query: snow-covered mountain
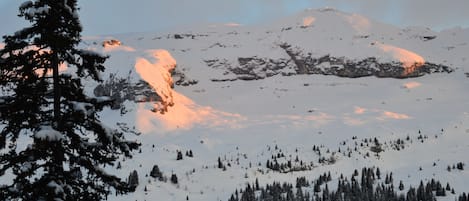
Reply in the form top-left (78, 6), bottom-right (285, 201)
top-left (6, 8), bottom-right (469, 201)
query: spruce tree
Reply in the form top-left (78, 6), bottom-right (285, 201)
top-left (128, 170), bottom-right (139, 190)
top-left (170, 173), bottom-right (178, 184)
top-left (150, 164), bottom-right (163, 180)
top-left (0, 0), bottom-right (139, 200)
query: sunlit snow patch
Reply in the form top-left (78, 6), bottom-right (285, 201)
top-left (103, 45), bottom-right (136, 53)
top-left (10, 46), bottom-right (70, 76)
top-left (135, 49), bottom-right (176, 109)
top-left (344, 107), bottom-right (412, 126)
top-left (31, 61), bottom-right (68, 77)
top-left (402, 81), bottom-right (421, 89)
top-left (134, 50), bottom-right (245, 133)
top-left (302, 16), bottom-right (315, 27)
top-left (379, 111), bottom-right (411, 120)
top-left (376, 43), bottom-right (425, 75)
top-left (354, 106), bottom-right (366, 114)
top-left (136, 92), bottom-right (245, 133)
top-left (343, 116), bottom-right (367, 126)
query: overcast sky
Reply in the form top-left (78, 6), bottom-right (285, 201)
top-left (0, 0), bottom-right (468, 36)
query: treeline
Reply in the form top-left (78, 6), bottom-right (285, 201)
top-left (228, 167), bottom-right (464, 201)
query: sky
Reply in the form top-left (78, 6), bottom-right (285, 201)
top-left (0, 0), bottom-right (468, 36)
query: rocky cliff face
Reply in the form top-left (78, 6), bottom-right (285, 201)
top-left (94, 40), bottom-right (453, 111)
top-left (93, 73), bottom-right (161, 110)
top-left (207, 43), bottom-right (452, 82)
top-left (92, 47), bottom-right (180, 113)
top-left (89, 8), bottom-right (460, 113)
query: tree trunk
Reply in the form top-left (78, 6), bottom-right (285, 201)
top-left (52, 53), bottom-right (65, 196)
top-left (53, 53), bottom-right (61, 129)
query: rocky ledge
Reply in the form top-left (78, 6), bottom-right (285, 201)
top-left (207, 43), bottom-right (453, 82)
top-left (94, 73), bottom-right (161, 111)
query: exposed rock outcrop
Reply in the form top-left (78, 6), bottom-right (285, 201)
top-left (207, 43), bottom-right (453, 82)
top-left (102, 39), bottom-right (121, 47)
top-left (94, 73), bottom-right (160, 110)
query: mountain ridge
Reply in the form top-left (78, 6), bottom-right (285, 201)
top-left (80, 8), bottom-right (467, 110)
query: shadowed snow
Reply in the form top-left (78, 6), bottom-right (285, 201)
top-left (34, 126), bottom-right (64, 141)
top-left (103, 45), bottom-right (136, 53)
top-left (345, 13), bottom-right (370, 34)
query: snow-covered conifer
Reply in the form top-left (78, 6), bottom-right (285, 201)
top-left (0, 1), bottom-right (139, 200)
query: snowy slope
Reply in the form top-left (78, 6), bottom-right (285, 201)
top-left (4, 8), bottom-right (469, 201)
top-left (84, 8), bottom-right (469, 201)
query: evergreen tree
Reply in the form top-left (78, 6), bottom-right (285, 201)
top-left (188, 150), bottom-right (194, 157)
top-left (255, 178), bottom-right (260, 190)
top-left (177, 150), bottom-right (183, 160)
top-left (218, 156), bottom-right (224, 169)
top-left (399, 180), bottom-right (404, 191)
top-left (170, 173), bottom-right (178, 184)
top-left (227, 169), bottom-right (452, 201)
top-left (0, 0), bottom-right (139, 200)
top-left (457, 162), bottom-right (464, 170)
top-left (150, 164), bottom-right (163, 180)
top-left (228, 194), bottom-right (238, 201)
top-left (128, 170), bottom-right (139, 190)
top-left (446, 183), bottom-right (451, 191)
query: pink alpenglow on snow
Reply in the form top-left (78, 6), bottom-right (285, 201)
top-left (380, 111), bottom-right (411, 120)
top-left (135, 49), bottom-right (176, 107)
top-left (376, 43), bottom-right (425, 74)
top-left (354, 106), bottom-right (367, 114)
top-left (403, 81), bottom-right (421, 89)
top-left (11, 46), bottom-right (70, 76)
top-left (33, 62), bottom-right (68, 77)
top-left (343, 116), bottom-right (367, 126)
top-left (302, 16), bottom-right (315, 27)
top-left (138, 92), bottom-right (245, 132)
top-left (135, 49), bottom-right (245, 133)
